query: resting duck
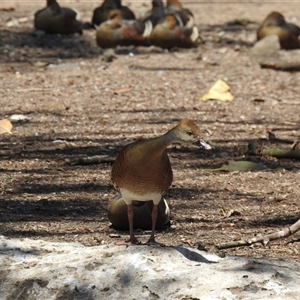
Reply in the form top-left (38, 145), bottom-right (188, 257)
top-left (140, 0), bottom-right (194, 28)
top-left (165, 0), bottom-right (195, 27)
top-left (34, 0), bottom-right (83, 34)
top-left (96, 10), bottom-right (151, 48)
top-left (108, 195), bottom-right (170, 230)
top-left (149, 13), bottom-right (200, 49)
top-left (257, 11), bottom-right (300, 50)
top-left (92, 0), bottom-right (135, 26)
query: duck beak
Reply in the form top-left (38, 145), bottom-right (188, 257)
top-left (199, 139), bottom-right (212, 150)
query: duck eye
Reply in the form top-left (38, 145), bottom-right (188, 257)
top-left (187, 131), bottom-right (193, 136)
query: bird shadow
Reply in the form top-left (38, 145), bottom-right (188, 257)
top-left (171, 245), bottom-right (218, 264)
top-left (0, 28), bottom-right (100, 63)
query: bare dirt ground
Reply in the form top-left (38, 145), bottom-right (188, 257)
top-left (1, 0), bottom-right (300, 264)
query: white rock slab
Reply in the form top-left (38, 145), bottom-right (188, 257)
top-left (0, 235), bottom-right (300, 300)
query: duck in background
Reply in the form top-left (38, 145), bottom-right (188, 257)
top-left (149, 12), bottom-right (200, 49)
top-left (165, 0), bottom-right (195, 27)
top-left (257, 11), bottom-right (300, 50)
top-left (96, 10), bottom-right (152, 48)
top-left (140, 0), bottom-right (195, 28)
top-left (139, 0), bottom-right (199, 49)
top-left (34, 0), bottom-right (83, 34)
top-left (139, 0), bottom-right (165, 28)
top-left (92, 0), bottom-right (135, 27)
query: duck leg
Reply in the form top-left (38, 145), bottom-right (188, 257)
top-left (145, 203), bottom-right (165, 246)
top-left (127, 203), bottom-right (140, 244)
top-left (116, 203), bottom-right (140, 245)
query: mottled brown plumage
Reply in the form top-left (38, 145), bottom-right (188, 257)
top-left (257, 11), bottom-right (300, 50)
top-left (96, 10), bottom-right (149, 48)
top-left (165, 0), bottom-right (195, 27)
top-left (111, 119), bottom-right (211, 245)
top-left (149, 13), bottom-right (199, 49)
top-left (34, 0), bottom-right (83, 34)
top-left (166, 0), bottom-right (183, 12)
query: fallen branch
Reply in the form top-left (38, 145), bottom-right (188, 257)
top-left (74, 155), bottom-right (114, 165)
top-left (245, 141), bottom-right (300, 160)
top-left (217, 218), bottom-right (300, 250)
top-left (260, 59), bottom-right (300, 72)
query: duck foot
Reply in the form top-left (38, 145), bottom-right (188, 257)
top-left (144, 238), bottom-right (165, 247)
top-left (116, 238), bottom-right (141, 246)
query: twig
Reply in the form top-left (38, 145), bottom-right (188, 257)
top-left (245, 141), bottom-right (300, 160)
top-left (216, 240), bottom-right (252, 249)
top-left (217, 218), bottom-right (300, 250)
top-left (260, 59), bottom-right (300, 72)
top-left (260, 149), bottom-right (300, 159)
top-left (267, 131), bottom-right (295, 144)
top-left (74, 155), bottom-right (114, 165)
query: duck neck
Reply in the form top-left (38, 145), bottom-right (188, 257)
top-left (167, 0), bottom-right (183, 10)
top-left (113, 0), bottom-right (122, 8)
top-left (108, 12), bottom-right (122, 27)
top-left (154, 129), bottom-right (179, 149)
top-left (47, 0), bottom-right (57, 6)
top-left (153, 0), bottom-right (164, 10)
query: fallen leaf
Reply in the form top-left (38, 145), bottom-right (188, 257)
top-left (0, 6), bottom-right (15, 11)
top-left (226, 209), bottom-right (242, 218)
top-left (204, 160), bottom-right (267, 172)
top-left (110, 88), bottom-right (131, 95)
top-left (200, 79), bottom-right (234, 101)
top-left (102, 48), bottom-right (117, 62)
top-left (33, 61), bottom-right (49, 68)
top-left (18, 17), bottom-right (29, 23)
top-left (0, 119), bottom-right (13, 134)
top-left (6, 18), bottom-right (19, 27)
top-left (10, 114), bottom-right (29, 123)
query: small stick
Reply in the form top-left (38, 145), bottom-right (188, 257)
top-left (74, 155), bottom-right (114, 165)
top-left (260, 59), bottom-right (300, 72)
top-left (217, 218), bottom-right (300, 250)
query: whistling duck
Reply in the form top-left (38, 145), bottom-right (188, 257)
top-left (92, 0), bottom-right (135, 26)
top-left (149, 13), bottom-right (200, 49)
top-left (96, 10), bottom-right (151, 48)
top-left (111, 119), bottom-right (211, 245)
top-left (257, 11), bottom-right (300, 50)
top-left (139, 0), bottom-right (165, 27)
top-left (34, 0), bottom-right (83, 34)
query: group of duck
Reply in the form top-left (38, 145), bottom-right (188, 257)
top-left (34, 0), bottom-right (200, 49)
top-left (34, 0), bottom-right (300, 50)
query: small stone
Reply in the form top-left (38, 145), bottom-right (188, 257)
top-left (250, 35), bottom-right (280, 61)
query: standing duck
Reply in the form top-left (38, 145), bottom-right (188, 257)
top-left (34, 0), bottom-right (83, 34)
top-left (96, 10), bottom-right (151, 48)
top-left (257, 12), bottom-right (300, 50)
top-left (111, 119), bottom-right (211, 245)
top-left (92, 0), bottom-right (135, 26)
